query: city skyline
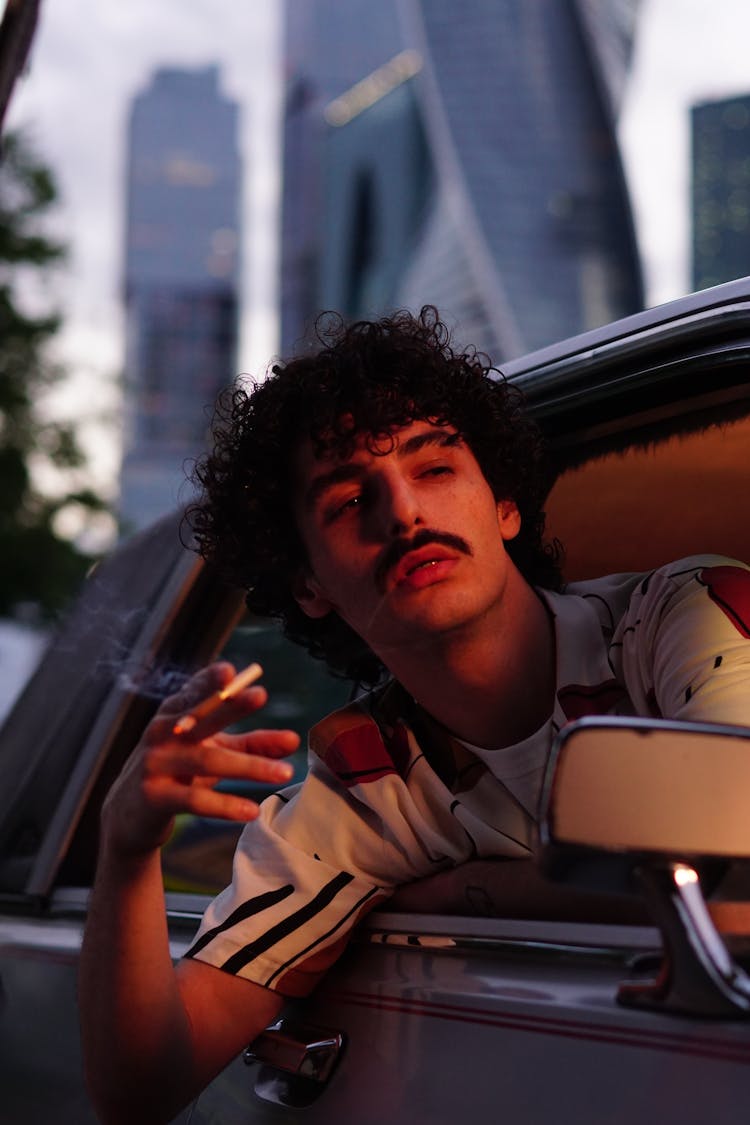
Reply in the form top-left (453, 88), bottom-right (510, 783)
top-left (6, 0), bottom-right (750, 501)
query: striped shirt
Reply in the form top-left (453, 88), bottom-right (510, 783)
top-left (186, 556), bottom-right (750, 995)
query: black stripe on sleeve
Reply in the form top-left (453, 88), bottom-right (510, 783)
top-left (185, 884), bottom-right (295, 958)
top-left (265, 884), bottom-right (383, 989)
top-left (220, 871), bottom-right (355, 975)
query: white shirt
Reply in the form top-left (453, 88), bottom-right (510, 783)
top-left (186, 556), bottom-right (750, 996)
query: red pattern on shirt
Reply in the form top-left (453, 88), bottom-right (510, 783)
top-left (557, 678), bottom-right (628, 722)
top-left (698, 565), bottom-right (750, 639)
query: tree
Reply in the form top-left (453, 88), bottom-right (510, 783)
top-left (0, 130), bottom-right (106, 618)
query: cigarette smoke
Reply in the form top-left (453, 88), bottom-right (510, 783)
top-left (48, 572), bottom-right (193, 704)
top-left (117, 662), bottom-right (190, 702)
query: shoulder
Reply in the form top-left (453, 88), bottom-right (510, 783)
top-left (308, 680), bottom-right (415, 787)
top-left (621, 555), bottom-right (750, 617)
top-left (547, 555), bottom-right (750, 638)
top-left (563, 554), bottom-right (749, 604)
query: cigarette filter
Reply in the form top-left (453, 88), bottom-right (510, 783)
top-left (172, 662), bottom-right (264, 735)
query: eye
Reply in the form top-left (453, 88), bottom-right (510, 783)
top-left (325, 492), bottom-right (363, 523)
top-left (418, 462), bottom-right (454, 479)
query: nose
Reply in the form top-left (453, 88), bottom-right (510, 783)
top-left (375, 472), bottom-right (423, 538)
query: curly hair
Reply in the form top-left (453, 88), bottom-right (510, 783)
top-left (187, 307), bottom-right (562, 684)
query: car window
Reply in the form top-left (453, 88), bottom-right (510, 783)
top-left (0, 514), bottom-right (202, 897)
top-left (160, 613), bottom-right (352, 895)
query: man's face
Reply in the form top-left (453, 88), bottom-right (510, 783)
top-left (291, 420), bottom-right (522, 662)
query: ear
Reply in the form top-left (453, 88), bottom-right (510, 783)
top-left (291, 568), bottom-right (334, 619)
top-left (497, 499), bottom-right (522, 541)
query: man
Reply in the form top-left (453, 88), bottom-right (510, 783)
top-left (80, 308), bottom-right (750, 1124)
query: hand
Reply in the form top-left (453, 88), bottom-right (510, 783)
top-left (101, 662), bottom-right (300, 858)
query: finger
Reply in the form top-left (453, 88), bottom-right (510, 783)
top-left (156, 662), bottom-right (237, 718)
top-left (150, 684), bottom-right (270, 744)
top-left (213, 728), bottom-right (301, 758)
top-left (142, 777), bottom-right (262, 822)
top-left (145, 742), bottom-right (296, 786)
top-left (148, 688), bottom-right (268, 751)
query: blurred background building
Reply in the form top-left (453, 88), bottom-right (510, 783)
top-left (119, 65), bottom-right (241, 532)
top-left (279, 0), bottom-right (403, 355)
top-left (692, 93), bottom-right (750, 292)
top-left (280, 0), bottom-right (644, 361)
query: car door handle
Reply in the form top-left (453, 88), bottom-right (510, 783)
top-left (243, 1017), bottom-right (345, 1107)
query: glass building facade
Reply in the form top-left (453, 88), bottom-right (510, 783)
top-left (692, 94), bottom-right (750, 292)
top-left (120, 66), bottom-right (240, 531)
top-left (281, 0), bottom-right (643, 362)
top-left (279, 0), bottom-right (403, 353)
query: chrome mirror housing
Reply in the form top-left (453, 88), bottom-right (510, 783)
top-left (540, 717), bottom-right (750, 1019)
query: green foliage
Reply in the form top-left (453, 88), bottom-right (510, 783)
top-left (0, 130), bottom-right (104, 618)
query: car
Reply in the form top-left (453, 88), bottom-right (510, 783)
top-left (2, 279), bottom-right (750, 1124)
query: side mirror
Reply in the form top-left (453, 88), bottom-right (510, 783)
top-left (540, 717), bottom-right (750, 1019)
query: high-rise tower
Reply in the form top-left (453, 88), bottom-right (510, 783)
top-left (692, 93), bottom-right (750, 293)
top-left (120, 66), bottom-right (240, 531)
top-left (281, 0), bottom-right (643, 360)
top-left (279, 1), bottom-right (402, 353)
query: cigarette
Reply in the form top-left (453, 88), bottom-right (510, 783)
top-left (172, 663), bottom-right (264, 735)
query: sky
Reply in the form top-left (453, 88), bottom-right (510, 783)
top-left (5, 0), bottom-right (750, 497)
top-left (620, 0), bottom-right (750, 305)
top-left (6, 0), bottom-right (283, 495)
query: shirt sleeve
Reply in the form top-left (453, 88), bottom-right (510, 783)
top-left (614, 555), bottom-right (750, 726)
top-left (183, 775), bottom-right (391, 997)
top-left (184, 700), bottom-right (471, 996)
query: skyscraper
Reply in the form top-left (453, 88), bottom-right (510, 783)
top-left (281, 0), bottom-right (643, 361)
top-left (692, 93), bottom-right (750, 292)
top-left (120, 66), bottom-right (240, 531)
top-left (279, 1), bottom-right (403, 353)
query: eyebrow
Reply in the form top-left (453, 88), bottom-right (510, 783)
top-left (303, 429), bottom-right (462, 510)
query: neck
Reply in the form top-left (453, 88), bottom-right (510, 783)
top-left (378, 569), bottom-right (556, 749)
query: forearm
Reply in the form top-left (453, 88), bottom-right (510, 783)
top-left (391, 858), bottom-right (649, 923)
top-left (78, 663), bottom-right (297, 1123)
top-left (79, 841), bottom-right (196, 1124)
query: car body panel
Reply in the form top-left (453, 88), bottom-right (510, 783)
top-left (194, 916), bottom-right (750, 1124)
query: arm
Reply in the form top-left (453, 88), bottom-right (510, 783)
top-left (390, 858), bottom-right (649, 923)
top-left (79, 663), bottom-right (299, 1125)
top-left (621, 557), bottom-right (750, 726)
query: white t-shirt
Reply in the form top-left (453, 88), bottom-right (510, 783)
top-left (457, 722), bottom-right (552, 816)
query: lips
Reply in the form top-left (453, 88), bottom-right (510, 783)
top-left (391, 545), bottom-right (459, 588)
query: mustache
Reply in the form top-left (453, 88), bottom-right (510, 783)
top-left (375, 528), bottom-right (472, 592)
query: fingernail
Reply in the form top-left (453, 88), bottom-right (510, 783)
top-left (277, 764), bottom-right (294, 780)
